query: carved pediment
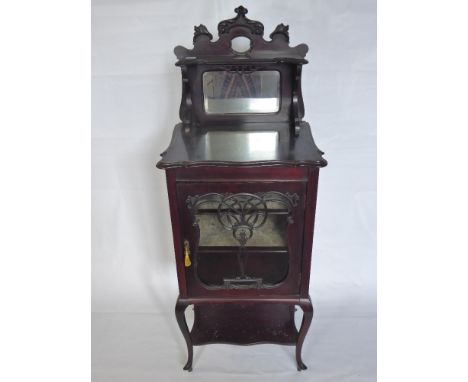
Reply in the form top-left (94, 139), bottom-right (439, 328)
top-left (174, 6), bottom-right (308, 64)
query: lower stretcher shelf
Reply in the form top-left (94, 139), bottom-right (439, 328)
top-left (190, 302), bottom-right (298, 345)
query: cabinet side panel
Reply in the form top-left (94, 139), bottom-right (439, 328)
top-left (300, 167), bottom-right (320, 297)
top-left (166, 169), bottom-right (187, 296)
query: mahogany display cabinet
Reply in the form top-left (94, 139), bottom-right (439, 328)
top-left (157, 6), bottom-right (327, 371)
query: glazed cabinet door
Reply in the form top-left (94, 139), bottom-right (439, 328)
top-left (176, 181), bottom-right (306, 297)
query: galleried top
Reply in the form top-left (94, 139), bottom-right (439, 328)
top-left (157, 6), bottom-right (327, 169)
top-left (174, 6), bottom-right (309, 64)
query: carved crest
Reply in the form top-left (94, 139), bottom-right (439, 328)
top-left (174, 6), bottom-right (308, 63)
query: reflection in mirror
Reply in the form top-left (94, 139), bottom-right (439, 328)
top-left (203, 70), bottom-right (280, 114)
top-left (204, 131), bottom-right (278, 161)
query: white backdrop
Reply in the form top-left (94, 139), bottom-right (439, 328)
top-left (92, 0), bottom-right (376, 380)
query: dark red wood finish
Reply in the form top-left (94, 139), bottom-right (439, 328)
top-left (177, 169), bottom-right (306, 297)
top-left (166, 165), bottom-right (320, 371)
top-left (157, 6), bottom-right (326, 372)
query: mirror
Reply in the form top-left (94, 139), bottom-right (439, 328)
top-left (203, 70), bottom-right (280, 114)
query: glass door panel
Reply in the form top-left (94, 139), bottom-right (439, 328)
top-left (186, 192), bottom-right (299, 289)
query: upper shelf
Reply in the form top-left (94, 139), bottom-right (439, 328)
top-left (157, 122), bottom-right (327, 169)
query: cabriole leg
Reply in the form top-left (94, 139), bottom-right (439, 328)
top-left (175, 298), bottom-right (193, 371)
top-left (296, 297), bottom-right (313, 371)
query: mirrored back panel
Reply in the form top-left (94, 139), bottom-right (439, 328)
top-left (203, 70), bottom-right (280, 114)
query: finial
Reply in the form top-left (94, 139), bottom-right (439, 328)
top-left (270, 23), bottom-right (290, 42)
top-left (234, 6), bottom-right (248, 16)
top-left (193, 24), bottom-right (213, 43)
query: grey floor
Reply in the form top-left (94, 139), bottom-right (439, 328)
top-left (92, 301), bottom-right (376, 382)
